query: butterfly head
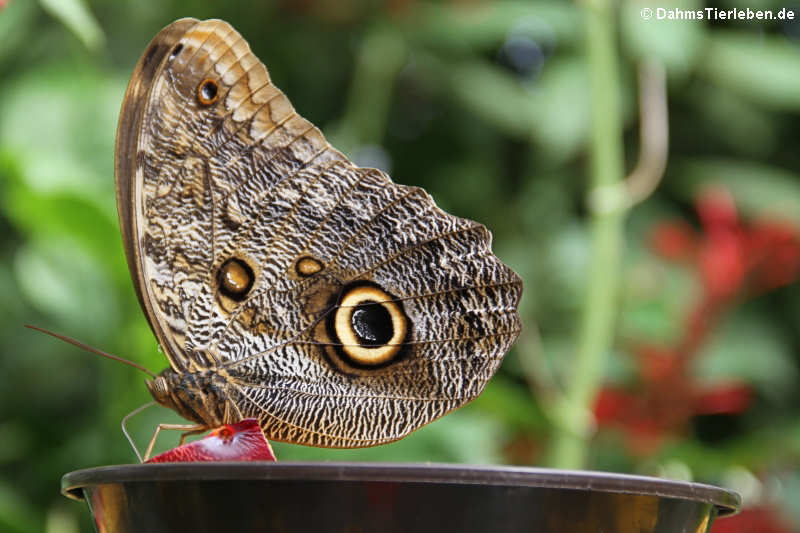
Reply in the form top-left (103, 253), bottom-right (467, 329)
top-left (145, 372), bottom-right (171, 406)
top-left (145, 368), bottom-right (230, 428)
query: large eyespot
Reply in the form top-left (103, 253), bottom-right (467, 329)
top-left (326, 282), bottom-right (410, 367)
top-left (197, 78), bottom-right (219, 106)
top-left (217, 257), bottom-right (254, 302)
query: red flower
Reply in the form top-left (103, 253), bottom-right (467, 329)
top-left (634, 344), bottom-right (680, 382)
top-left (696, 187), bottom-right (747, 301)
top-left (650, 220), bottom-right (697, 261)
top-left (697, 186), bottom-right (739, 232)
top-left (746, 220), bottom-right (800, 291)
top-left (594, 388), bottom-right (635, 424)
top-left (699, 231), bottom-right (746, 301)
top-left (692, 382), bottom-right (753, 416)
top-left (597, 186), bottom-right (798, 455)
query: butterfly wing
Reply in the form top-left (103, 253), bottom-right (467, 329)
top-left (116, 18), bottom-right (200, 372)
top-left (116, 17), bottom-right (347, 372)
top-left (116, 18), bottom-right (523, 446)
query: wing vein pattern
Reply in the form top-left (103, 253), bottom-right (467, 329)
top-left (123, 18), bottom-right (523, 447)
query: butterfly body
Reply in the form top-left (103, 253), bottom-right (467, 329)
top-left (118, 18), bottom-right (522, 448)
top-left (147, 368), bottom-right (235, 428)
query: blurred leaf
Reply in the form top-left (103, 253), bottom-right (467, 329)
top-left (118, 312), bottom-right (167, 383)
top-left (0, 482), bottom-right (40, 533)
top-left (528, 58), bottom-right (591, 159)
top-left (2, 177), bottom-right (125, 278)
top-left (443, 58), bottom-right (535, 138)
top-left (14, 238), bottom-right (119, 336)
top-left (618, 252), bottom-right (697, 345)
top-left (656, 459), bottom-right (693, 481)
top-left (407, 1), bottom-right (582, 52)
top-left (517, 170), bottom-right (573, 238)
top-left (39, 0), bottom-right (105, 51)
top-left (685, 83), bottom-right (778, 158)
top-left (471, 375), bottom-right (548, 431)
top-left (0, 256), bottom-right (26, 320)
top-left (535, 336), bottom-right (575, 387)
top-left (0, 62), bottom-right (123, 219)
top-left (427, 152), bottom-right (503, 224)
top-left (44, 505), bottom-right (79, 533)
top-left (437, 56), bottom-right (590, 158)
top-left (328, 24), bottom-right (407, 153)
top-left (0, 0), bottom-right (38, 68)
top-left (661, 418), bottom-right (800, 477)
top-left (700, 31), bottom-right (800, 110)
top-left (0, 421), bottom-right (32, 463)
top-left (621, 0), bottom-right (705, 79)
top-left (545, 223), bottom-right (591, 308)
top-left (675, 158), bottom-right (800, 224)
top-left (778, 470), bottom-right (800, 526)
top-left (694, 310), bottom-right (797, 397)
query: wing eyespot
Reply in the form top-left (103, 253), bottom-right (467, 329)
top-left (325, 282), bottom-right (410, 368)
top-left (170, 43), bottom-right (183, 59)
top-left (197, 78), bottom-right (220, 106)
top-left (217, 257), bottom-right (255, 302)
top-left (295, 256), bottom-right (323, 277)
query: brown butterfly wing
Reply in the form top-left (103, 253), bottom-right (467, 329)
top-left (116, 18), bottom-right (523, 446)
top-left (116, 18), bottom-right (199, 372)
top-left (116, 18), bottom-right (345, 371)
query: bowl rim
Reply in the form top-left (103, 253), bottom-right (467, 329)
top-left (61, 462), bottom-right (741, 516)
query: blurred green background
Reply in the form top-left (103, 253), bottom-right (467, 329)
top-left (2, 0), bottom-right (800, 531)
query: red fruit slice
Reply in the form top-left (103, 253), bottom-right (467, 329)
top-left (146, 419), bottom-right (276, 463)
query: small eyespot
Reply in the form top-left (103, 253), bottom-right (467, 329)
top-left (217, 258), bottom-right (254, 301)
top-left (170, 43), bottom-right (183, 59)
top-left (197, 78), bottom-right (219, 106)
top-left (326, 283), bottom-right (409, 367)
top-left (295, 256), bottom-right (323, 277)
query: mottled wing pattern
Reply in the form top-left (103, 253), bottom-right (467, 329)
top-left (116, 18), bottom-right (523, 447)
top-left (117, 18), bottom-right (346, 371)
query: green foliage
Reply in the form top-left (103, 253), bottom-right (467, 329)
top-left (1, 0), bottom-right (799, 531)
top-left (677, 158), bottom-right (800, 223)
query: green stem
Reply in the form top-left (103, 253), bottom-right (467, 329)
top-left (547, 0), bottom-right (626, 469)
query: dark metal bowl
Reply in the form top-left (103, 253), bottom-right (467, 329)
top-left (62, 462), bottom-right (740, 532)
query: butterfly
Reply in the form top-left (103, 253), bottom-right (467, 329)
top-left (114, 17), bottom-right (522, 454)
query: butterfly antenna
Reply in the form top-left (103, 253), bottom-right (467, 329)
top-left (122, 401), bottom-right (156, 463)
top-left (24, 324), bottom-right (157, 378)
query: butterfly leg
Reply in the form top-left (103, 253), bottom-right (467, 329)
top-left (179, 427), bottom-right (209, 446)
top-left (223, 388), bottom-right (245, 423)
top-left (144, 423), bottom-right (206, 462)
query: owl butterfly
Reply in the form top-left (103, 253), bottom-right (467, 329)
top-left (115, 18), bottom-right (522, 452)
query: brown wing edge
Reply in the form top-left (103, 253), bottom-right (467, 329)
top-left (114, 18), bottom-right (200, 370)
